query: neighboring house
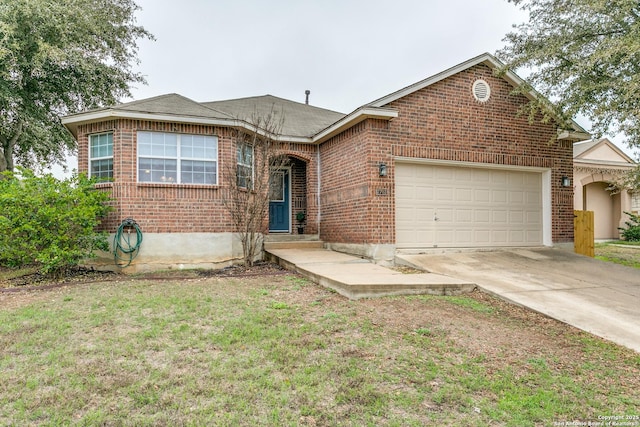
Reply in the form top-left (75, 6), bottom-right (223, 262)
top-left (573, 138), bottom-right (638, 240)
top-left (62, 53), bottom-right (589, 271)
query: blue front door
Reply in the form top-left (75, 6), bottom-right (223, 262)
top-left (269, 170), bottom-right (290, 232)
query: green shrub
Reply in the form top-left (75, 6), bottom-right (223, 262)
top-left (619, 211), bottom-right (640, 242)
top-left (0, 168), bottom-right (112, 276)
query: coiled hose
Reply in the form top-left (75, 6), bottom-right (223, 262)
top-left (113, 218), bottom-right (143, 268)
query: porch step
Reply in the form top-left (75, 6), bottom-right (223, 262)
top-left (264, 240), bottom-right (325, 250)
top-left (264, 234), bottom-right (320, 242)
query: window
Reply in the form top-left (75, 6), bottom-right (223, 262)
top-left (137, 131), bottom-right (218, 184)
top-left (237, 142), bottom-right (254, 188)
top-left (89, 132), bottom-right (113, 180)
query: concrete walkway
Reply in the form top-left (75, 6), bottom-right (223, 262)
top-left (266, 243), bottom-right (640, 353)
top-left (398, 248), bottom-right (640, 353)
top-left (265, 247), bottom-right (474, 300)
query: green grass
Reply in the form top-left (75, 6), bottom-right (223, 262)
top-left (1, 274), bottom-right (639, 426)
top-left (595, 242), bottom-right (640, 268)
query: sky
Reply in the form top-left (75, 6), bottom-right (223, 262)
top-left (129, 0), bottom-right (529, 114)
top-left (51, 0), bottom-right (638, 175)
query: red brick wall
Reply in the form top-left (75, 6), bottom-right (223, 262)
top-left (77, 121), bottom-right (321, 235)
top-left (281, 146), bottom-right (318, 234)
top-left (319, 63), bottom-right (575, 244)
top-left (78, 120), bottom-right (236, 233)
top-left (77, 63), bottom-right (575, 245)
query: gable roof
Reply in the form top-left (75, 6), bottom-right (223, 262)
top-left (114, 93), bottom-right (233, 119)
top-left (573, 138), bottom-right (636, 167)
top-left (203, 95), bottom-right (345, 139)
top-left (62, 93), bottom-right (235, 138)
top-left (62, 53), bottom-right (589, 143)
top-left (366, 52), bottom-right (590, 141)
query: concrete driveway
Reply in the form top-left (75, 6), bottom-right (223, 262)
top-left (397, 248), bottom-right (640, 353)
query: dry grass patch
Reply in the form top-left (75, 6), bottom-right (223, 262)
top-left (595, 242), bottom-right (640, 268)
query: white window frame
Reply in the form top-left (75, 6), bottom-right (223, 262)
top-left (88, 132), bottom-right (113, 180)
top-left (237, 141), bottom-right (254, 189)
top-left (137, 131), bottom-right (218, 185)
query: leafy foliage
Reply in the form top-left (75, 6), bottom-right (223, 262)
top-left (0, 0), bottom-right (153, 172)
top-left (0, 168), bottom-right (112, 275)
top-left (498, 0), bottom-right (640, 146)
top-left (619, 211), bottom-right (640, 241)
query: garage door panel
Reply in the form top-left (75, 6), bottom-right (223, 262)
top-left (509, 191), bottom-right (524, 204)
top-left (475, 209), bottom-right (491, 223)
top-left (475, 189), bottom-right (490, 203)
top-left (396, 164), bottom-right (543, 248)
top-left (492, 189), bottom-right (507, 203)
top-left (456, 209), bottom-right (473, 222)
top-left (492, 210), bottom-right (508, 223)
top-left (456, 188), bottom-right (473, 201)
top-left (509, 230), bottom-right (524, 243)
top-left (436, 188), bottom-right (453, 201)
top-left (509, 210), bottom-right (524, 224)
top-left (474, 230), bottom-right (491, 244)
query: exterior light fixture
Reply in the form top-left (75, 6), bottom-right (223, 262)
top-left (561, 176), bottom-right (571, 187)
top-left (378, 162), bottom-right (387, 177)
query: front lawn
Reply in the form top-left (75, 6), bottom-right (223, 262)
top-left (595, 241), bottom-right (640, 268)
top-left (1, 270), bottom-right (638, 426)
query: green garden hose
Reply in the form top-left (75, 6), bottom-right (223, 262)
top-left (113, 218), bottom-right (143, 268)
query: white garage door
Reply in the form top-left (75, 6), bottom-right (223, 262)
top-left (396, 163), bottom-right (543, 248)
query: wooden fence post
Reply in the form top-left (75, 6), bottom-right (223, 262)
top-left (574, 210), bottom-right (595, 257)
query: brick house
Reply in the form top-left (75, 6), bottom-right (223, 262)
top-left (62, 53), bottom-right (589, 271)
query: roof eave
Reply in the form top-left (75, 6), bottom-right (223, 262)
top-left (61, 110), bottom-right (239, 137)
top-left (574, 158), bottom-right (636, 168)
top-left (368, 53), bottom-right (503, 107)
top-left (312, 107), bottom-right (398, 144)
top-left (557, 130), bottom-right (592, 142)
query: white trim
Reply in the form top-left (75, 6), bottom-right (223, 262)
top-left (542, 170), bottom-right (552, 246)
top-left (63, 106), bottom-right (398, 145)
top-left (62, 110), bottom-right (237, 127)
top-left (136, 131), bottom-right (219, 185)
top-left (394, 157), bottom-right (550, 172)
top-left (312, 106), bottom-right (398, 143)
top-left (574, 159), bottom-right (636, 168)
top-left (369, 54), bottom-right (520, 107)
top-left (557, 130), bottom-right (591, 141)
top-left (88, 132), bottom-right (114, 179)
top-left (62, 53), bottom-right (589, 145)
top-left (236, 141), bottom-right (255, 189)
top-left (573, 138), bottom-right (636, 164)
top-left (368, 52), bottom-right (588, 137)
top-left (394, 157), bottom-right (553, 247)
top-left (62, 109), bottom-right (315, 144)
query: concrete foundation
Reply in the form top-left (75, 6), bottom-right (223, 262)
top-left (86, 232), bottom-right (255, 273)
top-left (324, 242), bottom-right (397, 266)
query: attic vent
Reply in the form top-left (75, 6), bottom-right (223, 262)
top-left (472, 79), bottom-right (491, 102)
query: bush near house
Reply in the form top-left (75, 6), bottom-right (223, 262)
top-left (0, 168), bottom-right (112, 276)
top-left (619, 212), bottom-right (640, 242)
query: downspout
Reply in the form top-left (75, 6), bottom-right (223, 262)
top-left (316, 143), bottom-right (321, 237)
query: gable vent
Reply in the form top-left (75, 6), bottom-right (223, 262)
top-left (472, 79), bottom-right (491, 102)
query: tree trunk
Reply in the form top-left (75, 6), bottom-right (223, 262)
top-left (0, 122), bottom-right (22, 173)
top-left (0, 145), bottom-right (6, 174)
